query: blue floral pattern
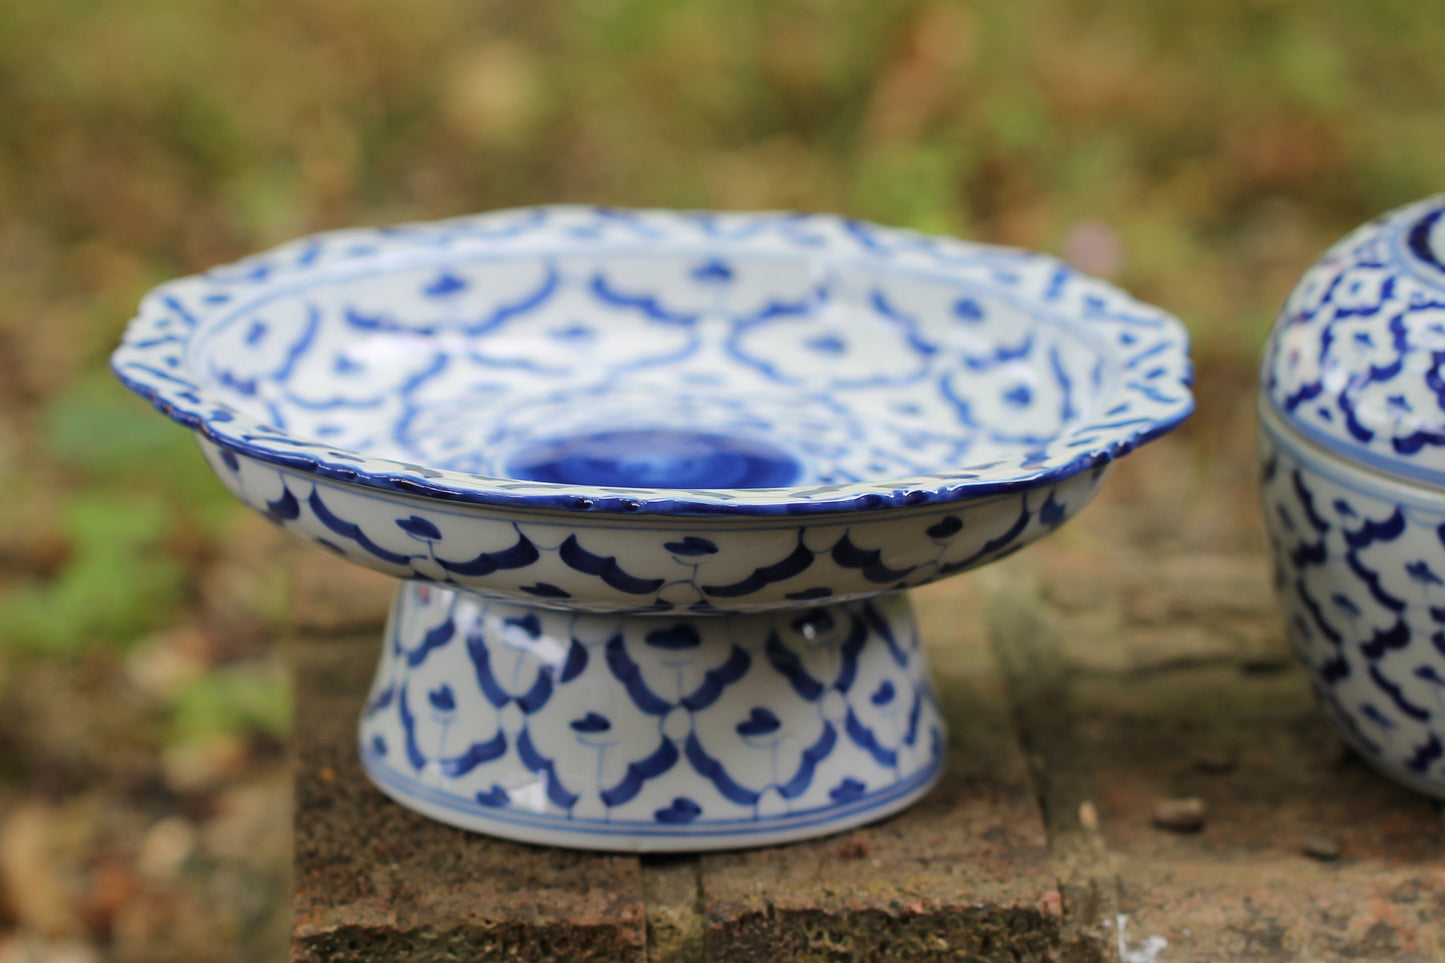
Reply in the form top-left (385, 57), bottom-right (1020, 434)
top-left (204, 438), bottom-right (1099, 612)
top-left (1260, 412), bottom-right (1445, 795)
top-left (113, 206), bottom-right (1192, 516)
top-left (1264, 195), bottom-right (1445, 487)
top-left (358, 583), bottom-right (943, 846)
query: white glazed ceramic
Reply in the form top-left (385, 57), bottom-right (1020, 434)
top-left (1261, 195), bottom-right (1445, 798)
top-left (114, 207), bottom-right (1193, 850)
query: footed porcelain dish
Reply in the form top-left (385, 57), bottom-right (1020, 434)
top-left (113, 207), bottom-right (1192, 851)
top-left (1261, 194), bottom-right (1445, 799)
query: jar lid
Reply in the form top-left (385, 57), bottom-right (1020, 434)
top-left (1263, 194), bottom-right (1445, 485)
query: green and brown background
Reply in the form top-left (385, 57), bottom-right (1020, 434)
top-left (2, 2), bottom-right (1444, 960)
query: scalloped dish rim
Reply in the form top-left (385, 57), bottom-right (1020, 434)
top-left (111, 206), bottom-right (1195, 517)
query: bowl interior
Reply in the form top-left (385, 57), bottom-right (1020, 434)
top-left (188, 247), bottom-right (1113, 490)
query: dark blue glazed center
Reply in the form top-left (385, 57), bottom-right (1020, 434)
top-left (504, 429), bottom-right (802, 489)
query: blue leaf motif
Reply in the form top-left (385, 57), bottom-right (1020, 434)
top-left (871, 680), bottom-right (896, 706)
top-left (736, 707), bottom-right (781, 737)
top-left (830, 777), bottom-right (866, 802)
top-left (645, 624), bottom-right (701, 650)
top-left (571, 712), bottom-right (611, 734)
top-left (926, 516), bottom-right (962, 539)
top-left (429, 684), bottom-right (456, 712)
top-left (1413, 665), bottom-right (1445, 687)
top-left (654, 797), bottom-right (703, 824)
top-left (423, 272), bottom-right (468, 297)
top-left (397, 515), bottom-right (443, 540)
top-left (475, 784), bottom-right (511, 808)
top-left (1406, 560), bottom-right (1444, 586)
top-left (1361, 703), bottom-right (1395, 729)
top-left (1331, 593), bottom-right (1360, 617)
top-left (806, 334), bottom-right (846, 354)
top-left (1039, 491), bottom-right (1067, 529)
top-left (691, 258), bottom-right (733, 283)
top-left (550, 323), bottom-right (594, 342)
top-left (521, 582), bottom-right (571, 599)
top-left (953, 297), bottom-right (984, 321)
top-left (664, 536), bottom-right (718, 557)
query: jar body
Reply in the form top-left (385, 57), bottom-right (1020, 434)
top-left (1259, 404), bottom-right (1445, 797)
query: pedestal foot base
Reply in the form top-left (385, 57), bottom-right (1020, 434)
top-left (357, 584), bottom-right (945, 851)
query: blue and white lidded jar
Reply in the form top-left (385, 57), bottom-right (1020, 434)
top-left (1260, 195), bottom-right (1445, 798)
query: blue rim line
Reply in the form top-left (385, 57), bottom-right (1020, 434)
top-left (357, 737), bottom-right (945, 838)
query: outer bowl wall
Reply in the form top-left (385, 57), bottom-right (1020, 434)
top-left (1259, 405), bottom-right (1445, 798)
top-left (202, 436), bottom-right (1108, 614)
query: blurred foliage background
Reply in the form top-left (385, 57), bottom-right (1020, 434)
top-left (0, 1), bottom-right (1443, 960)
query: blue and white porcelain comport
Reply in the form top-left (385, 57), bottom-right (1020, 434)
top-left (1261, 194), bottom-right (1445, 799)
top-left (113, 208), bottom-right (1192, 851)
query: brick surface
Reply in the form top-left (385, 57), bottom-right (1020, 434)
top-left (977, 366), bottom-right (1445, 963)
top-left (990, 559), bottom-right (1445, 961)
top-left (1085, 667), bottom-right (1445, 962)
top-left (289, 635), bottom-right (647, 962)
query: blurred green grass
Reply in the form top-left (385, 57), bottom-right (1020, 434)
top-left (1, 0), bottom-right (1444, 695)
